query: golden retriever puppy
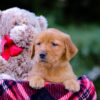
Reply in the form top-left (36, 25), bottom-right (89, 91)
top-left (27, 28), bottom-right (80, 92)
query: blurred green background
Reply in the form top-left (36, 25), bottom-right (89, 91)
top-left (0, 0), bottom-right (100, 99)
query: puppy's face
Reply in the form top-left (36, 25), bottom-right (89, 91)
top-left (30, 28), bottom-right (78, 65)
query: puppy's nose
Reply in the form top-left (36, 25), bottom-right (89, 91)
top-left (40, 52), bottom-right (46, 59)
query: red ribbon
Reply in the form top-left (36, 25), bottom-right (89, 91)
top-left (1, 35), bottom-right (23, 60)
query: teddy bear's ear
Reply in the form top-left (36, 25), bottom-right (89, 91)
top-left (37, 16), bottom-right (48, 30)
top-left (64, 35), bottom-right (78, 61)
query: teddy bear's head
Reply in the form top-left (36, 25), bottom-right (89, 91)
top-left (0, 7), bottom-right (48, 56)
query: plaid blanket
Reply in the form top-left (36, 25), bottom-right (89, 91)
top-left (0, 75), bottom-right (97, 100)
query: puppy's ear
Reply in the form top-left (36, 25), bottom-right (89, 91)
top-left (29, 41), bottom-right (35, 59)
top-left (65, 35), bottom-right (78, 61)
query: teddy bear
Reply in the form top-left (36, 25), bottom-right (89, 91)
top-left (0, 7), bottom-right (48, 80)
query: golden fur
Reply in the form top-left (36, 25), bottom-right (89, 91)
top-left (27, 28), bottom-right (80, 92)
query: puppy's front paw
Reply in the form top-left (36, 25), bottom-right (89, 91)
top-left (28, 76), bottom-right (45, 89)
top-left (63, 80), bottom-right (80, 92)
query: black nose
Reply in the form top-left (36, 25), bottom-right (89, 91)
top-left (40, 53), bottom-right (46, 59)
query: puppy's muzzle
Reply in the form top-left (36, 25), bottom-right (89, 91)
top-left (39, 52), bottom-right (47, 59)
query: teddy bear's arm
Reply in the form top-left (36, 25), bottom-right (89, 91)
top-left (0, 56), bottom-right (7, 66)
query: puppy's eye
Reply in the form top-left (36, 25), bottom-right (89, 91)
top-left (36, 42), bottom-right (41, 45)
top-left (52, 42), bottom-right (58, 47)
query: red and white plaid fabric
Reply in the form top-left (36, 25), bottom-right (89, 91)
top-left (0, 75), bottom-right (97, 100)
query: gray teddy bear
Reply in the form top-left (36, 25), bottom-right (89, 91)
top-left (0, 7), bottom-right (48, 80)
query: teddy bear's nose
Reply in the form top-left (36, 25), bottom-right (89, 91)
top-left (39, 52), bottom-right (46, 59)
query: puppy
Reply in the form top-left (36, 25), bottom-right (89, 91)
top-left (27, 28), bottom-right (80, 92)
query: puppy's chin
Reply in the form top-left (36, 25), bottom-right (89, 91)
top-left (36, 58), bottom-right (48, 64)
top-left (39, 59), bottom-right (48, 63)
top-left (35, 58), bottom-right (53, 68)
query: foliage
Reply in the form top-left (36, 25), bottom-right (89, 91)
top-left (1, 0), bottom-right (100, 24)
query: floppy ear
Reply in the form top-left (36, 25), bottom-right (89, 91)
top-left (29, 41), bottom-right (35, 59)
top-left (65, 35), bottom-right (78, 61)
top-left (29, 34), bottom-right (39, 59)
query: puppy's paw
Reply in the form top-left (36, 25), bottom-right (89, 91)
top-left (28, 76), bottom-right (45, 89)
top-left (63, 79), bottom-right (80, 92)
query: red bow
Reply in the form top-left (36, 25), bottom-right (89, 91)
top-left (1, 35), bottom-right (23, 60)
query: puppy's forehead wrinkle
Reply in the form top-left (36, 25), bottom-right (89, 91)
top-left (44, 28), bottom-right (70, 37)
top-left (37, 31), bottom-right (68, 43)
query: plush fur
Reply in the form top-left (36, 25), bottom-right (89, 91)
top-left (27, 28), bottom-right (80, 92)
top-left (0, 7), bottom-right (47, 80)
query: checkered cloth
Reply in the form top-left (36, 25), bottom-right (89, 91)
top-left (0, 75), bottom-right (97, 100)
